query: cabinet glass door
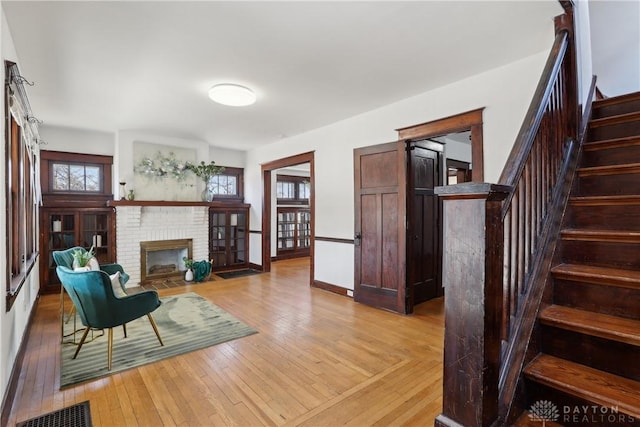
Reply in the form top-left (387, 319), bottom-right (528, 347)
top-left (209, 212), bottom-right (227, 267)
top-left (82, 213), bottom-right (110, 263)
top-left (277, 211), bottom-right (296, 251)
top-left (229, 211), bottom-right (246, 266)
top-left (297, 211), bottom-right (311, 249)
top-left (48, 213), bottom-right (76, 285)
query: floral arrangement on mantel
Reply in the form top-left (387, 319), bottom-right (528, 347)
top-left (134, 151), bottom-right (225, 201)
top-left (135, 152), bottom-right (191, 182)
top-left (135, 152), bottom-right (224, 182)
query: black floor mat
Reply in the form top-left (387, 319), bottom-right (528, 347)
top-left (216, 269), bottom-right (262, 279)
top-left (16, 400), bottom-right (92, 427)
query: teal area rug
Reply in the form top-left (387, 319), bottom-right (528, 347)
top-left (60, 292), bottom-right (257, 388)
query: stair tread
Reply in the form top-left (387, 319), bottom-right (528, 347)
top-left (569, 195), bottom-right (640, 206)
top-left (540, 305), bottom-right (640, 346)
top-left (561, 229), bottom-right (640, 243)
top-left (578, 162), bottom-right (640, 176)
top-left (514, 411), bottom-right (564, 426)
top-left (552, 263), bottom-right (640, 290)
top-left (524, 354), bottom-right (640, 419)
top-left (593, 91), bottom-right (640, 108)
top-left (589, 110), bottom-right (640, 128)
top-left (583, 135), bottom-right (640, 151)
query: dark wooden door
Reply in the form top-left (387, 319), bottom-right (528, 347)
top-left (406, 140), bottom-right (443, 310)
top-left (354, 141), bottom-right (407, 313)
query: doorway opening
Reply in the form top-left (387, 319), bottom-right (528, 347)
top-left (353, 110), bottom-right (483, 314)
top-left (261, 152), bottom-right (315, 286)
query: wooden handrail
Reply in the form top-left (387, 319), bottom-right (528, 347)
top-left (434, 4), bottom-right (583, 426)
top-left (499, 30), bottom-right (568, 197)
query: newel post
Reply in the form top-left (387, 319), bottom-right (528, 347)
top-left (434, 183), bottom-right (511, 427)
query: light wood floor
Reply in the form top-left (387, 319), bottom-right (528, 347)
top-left (6, 258), bottom-right (445, 426)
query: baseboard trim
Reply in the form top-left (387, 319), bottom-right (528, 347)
top-left (1, 295), bottom-right (39, 427)
top-left (312, 280), bottom-right (349, 296)
top-left (248, 263), bottom-right (263, 271)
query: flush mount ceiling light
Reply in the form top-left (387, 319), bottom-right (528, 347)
top-left (208, 83), bottom-right (256, 107)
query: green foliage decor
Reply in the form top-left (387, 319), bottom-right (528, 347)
top-left (72, 246), bottom-right (95, 267)
top-left (186, 160), bottom-right (225, 184)
top-left (135, 152), bottom-right (224, 184)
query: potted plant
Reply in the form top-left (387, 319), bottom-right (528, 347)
top-left (186, 160), bottom-right (225, 201)
top-left (183, 257), bottom-right (195, 281)
top-left (72, 246), bottom-right (95, 271)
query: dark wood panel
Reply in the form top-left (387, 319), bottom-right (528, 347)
top-left (354, 141), bottom-right (406, 313)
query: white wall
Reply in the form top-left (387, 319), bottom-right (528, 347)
top-left (589, 0), bottom-right (640, 96)
top-left (246, 49), bottom-right (551, 290)
top-left (575, 0), bottom-right (594, 108)
top-left (39, 124), bottom-right (115, 156)
top-left (0, 8), bottom-right (41, 412)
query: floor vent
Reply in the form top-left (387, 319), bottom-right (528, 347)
top-left (16, 401), bottom-right (92, 427)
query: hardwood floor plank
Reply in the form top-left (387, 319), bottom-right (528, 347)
top-left (8, 257), bottom-right (445, 426)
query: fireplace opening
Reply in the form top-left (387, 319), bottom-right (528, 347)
top-left (140, 239), bottom-right (193, 283)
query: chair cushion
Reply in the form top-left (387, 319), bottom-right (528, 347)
top-left (109, 272), bottom-right (127, 298)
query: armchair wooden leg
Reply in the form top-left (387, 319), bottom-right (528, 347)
top-left (60, 286), bottom-right (64, 343)
top-left (72, 327), bottom-right (91, 359)
top-left (147, 314), bottom-right (164, 346)
top-left (123, 323), bottom-right (127, 338)
top-left (107, 328), bottom-right (113, 371)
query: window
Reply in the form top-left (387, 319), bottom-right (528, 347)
top-left (208, 167), bottom-right (244, 201)
top-left (41, 151), bottom-right (113, 196)
top-left (276, 182), bottom-right (295, 199)
top-left (5, 61), bottom-right (40, 310)
top-left (52, 162), bottom-right (102, 192)
top-left (276, 174), bottom-right (310, 204)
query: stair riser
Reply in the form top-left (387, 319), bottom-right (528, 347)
top-left (554, 280), bottom-right (640, 320)
top-left (593, 99), bottom-right (640, 119)
top-left (541, 326), bottom-right (640, 381)
top-left (525, 382), bottom-right (639, 426)
top-left (589, 121), bottom-right (640, 142)
top-left (566, 204), bottom-right (640, 230)
top-left (582, 144), bottom-right (640, 167)
top-left (576, 173), bottom-right (640, 197)
top-left (561, 240), bottom-right (640, 271)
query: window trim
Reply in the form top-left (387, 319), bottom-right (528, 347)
top-left (209, 166), bottom-right (244, 202)
top-left (276, 174), bottom-right (310, 205)
top-left (5, 62), bottom-right (40, 310)
top-left (40, 150), bottom-right (113, 196)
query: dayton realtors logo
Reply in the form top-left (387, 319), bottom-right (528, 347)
top-left (528, 400), bottom-right (637, 424)
top-left (528, 400), bottom-right (560, 425)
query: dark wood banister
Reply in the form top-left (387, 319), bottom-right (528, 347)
top-left (434, 3), bottom-right (585, 426)
top-left (498, 30), bottom-right (568, 200)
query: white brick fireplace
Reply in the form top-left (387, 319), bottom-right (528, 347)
top-left (114, 204), bottom-right (209, 286)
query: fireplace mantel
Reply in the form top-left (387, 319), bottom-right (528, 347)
top-left (108, 200), bottom-right (250, 208)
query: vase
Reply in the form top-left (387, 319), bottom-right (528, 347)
top-left (185, 268), bottom-right (194, 282)
top-left (201, 189), bottom-right (211, 202)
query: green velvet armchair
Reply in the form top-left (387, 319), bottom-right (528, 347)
top-left (52, 246), bottom-right (130, 287)
top-left (56, 266), bottom-right (164, 370)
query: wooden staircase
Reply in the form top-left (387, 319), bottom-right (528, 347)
top-left (521, 91), bottom-right (640, 425)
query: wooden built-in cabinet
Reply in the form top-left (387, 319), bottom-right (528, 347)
top-left (39, 150), bottom-right (115, 294)
top-left (209, 204), bottom-right (250, 271)
top-left (276, 207), bottom-right (310, 259)
top-left (40, 208), bottom-right (115, 292)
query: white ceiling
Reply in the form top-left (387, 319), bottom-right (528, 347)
top-left (3, 1), bottom-right (563, 151)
